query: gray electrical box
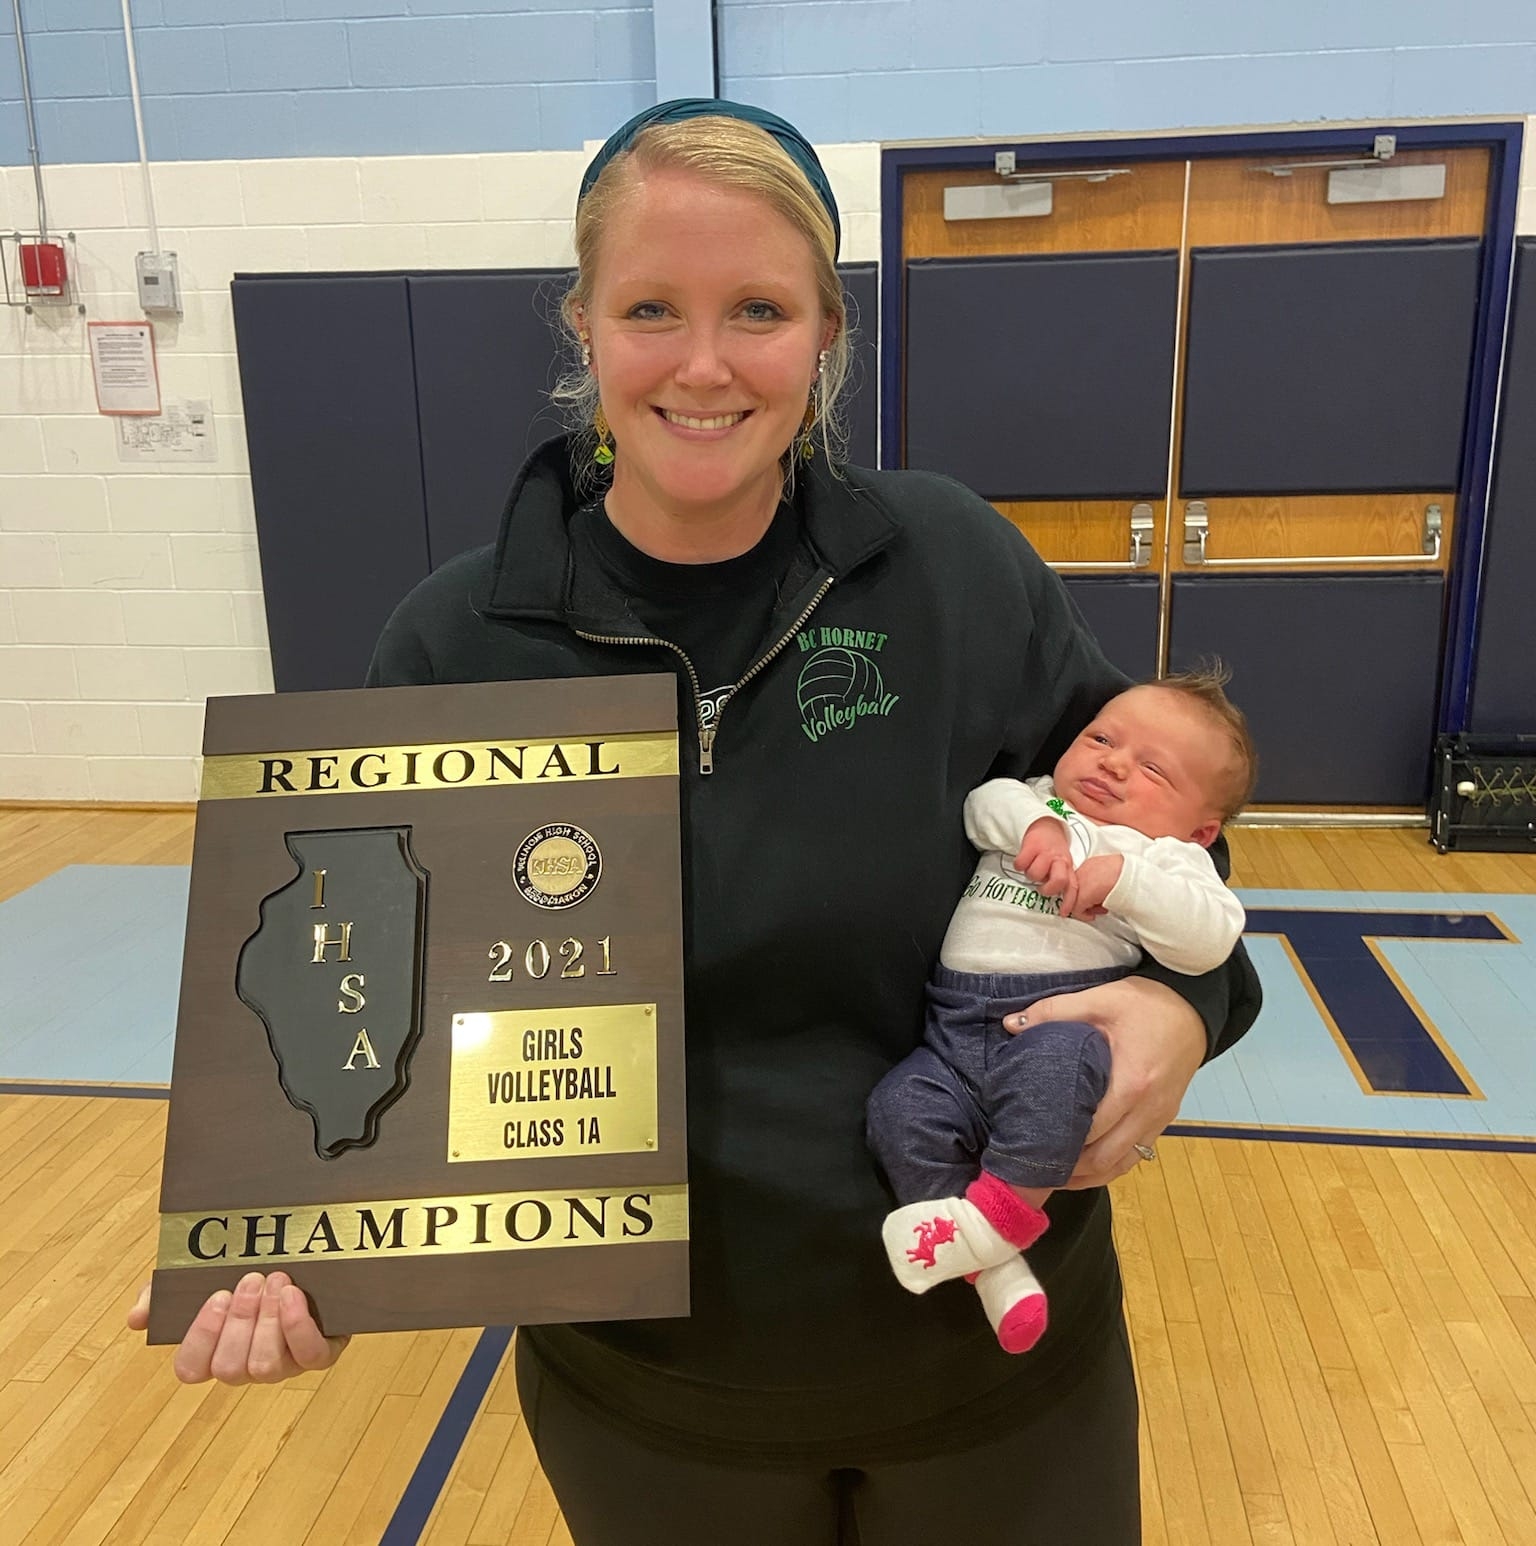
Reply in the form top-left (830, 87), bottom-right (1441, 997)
top-left (136, 251), bottom-right (182, 315)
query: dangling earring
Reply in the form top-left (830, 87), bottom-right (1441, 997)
top-left (799, 349), bottom-right (829, 461)
top-left (581, 332), bottom-right (612, 466)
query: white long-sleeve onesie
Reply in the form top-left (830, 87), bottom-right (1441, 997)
top-left (939, 776), bottom-right (1245, 978)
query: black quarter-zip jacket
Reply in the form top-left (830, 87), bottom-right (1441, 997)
top-left (368, 438), bottom-right (1261, 1461)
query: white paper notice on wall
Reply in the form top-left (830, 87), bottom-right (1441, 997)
top-left (116, 399), bottom-right (218, 463)
top-left (88, 321), bottom-right (162, 415)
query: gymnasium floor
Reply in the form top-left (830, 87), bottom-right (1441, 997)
top-left (1, 806), bottom-right (1534, 1545)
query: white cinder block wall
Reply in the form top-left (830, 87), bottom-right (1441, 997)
top-left (0, 143), bottom-right (881, 803)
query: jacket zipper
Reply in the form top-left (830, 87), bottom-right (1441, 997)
top-left (706, 577), bottom-right (835, 772)
top-left (573, 575), bottom-right (834, 776)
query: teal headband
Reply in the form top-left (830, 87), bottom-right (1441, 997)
top-left (577, 97), bottom-right (841, 259)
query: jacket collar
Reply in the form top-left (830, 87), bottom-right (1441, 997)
top-left (482, 435), bottom-right (901, 624)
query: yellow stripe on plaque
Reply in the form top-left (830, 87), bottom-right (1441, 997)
top-left (157, 1183), bottom-right (689, 1269)
top-left (200, 731), bottom-right (678, 800)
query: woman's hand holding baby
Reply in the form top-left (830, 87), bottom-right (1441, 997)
top-left (1002, 977), bottom-right (1206, 1186)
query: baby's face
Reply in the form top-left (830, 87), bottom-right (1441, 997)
top-left (1052, 686), bottom-right (1228, 845)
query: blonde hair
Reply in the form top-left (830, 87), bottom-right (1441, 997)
top-left (552, 114), bottom-right (851, 490)
top-left (1147, 665), bottom-right (1259, 822)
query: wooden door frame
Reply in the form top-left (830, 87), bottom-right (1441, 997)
top-left (878, 121), bottom-right (1524, 739)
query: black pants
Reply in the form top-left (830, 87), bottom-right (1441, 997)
top-left (513, 1319), bottom-right (1141, 1546)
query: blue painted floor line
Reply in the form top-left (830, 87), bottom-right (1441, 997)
top-left (0, 1080), bottom-right (168, 1100)
top-left (1171, 1120), bottom-right (1536, 1154)
top-left (379, 1326), bottom-right (515, 1545)
top-left (6, 1080), bottom-right (1526, 1153)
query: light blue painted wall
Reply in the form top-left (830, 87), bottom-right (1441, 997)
top-left (2, 0), bottom-right (1535, 166)
top-left (718, 0), bottom-right (1536, 144)
top-left (0, 1), bottom-right (656, 164)
top-left (654, 0), bottom-right (715, 100)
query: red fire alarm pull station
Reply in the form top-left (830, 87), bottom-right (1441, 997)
top-left (2, 231), bottom-right (83, 314)
top-left (19, 240), bottom-right (68, 298)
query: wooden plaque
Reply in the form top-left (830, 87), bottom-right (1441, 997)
top-left (147, 675), bottom-right (688, 1343)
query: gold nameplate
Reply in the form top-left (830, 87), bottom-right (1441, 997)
top-left (201, 731), bottom-right (679, 801)
top-left (448, 1003), bottom-right (659, 1162)
top-left (157, 1183), bottom-right (689, 1269)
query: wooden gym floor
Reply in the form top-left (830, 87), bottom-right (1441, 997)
top-left (1, 805), bottom-right (1534, 1544)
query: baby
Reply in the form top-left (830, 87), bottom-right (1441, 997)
top-left (866, 670), bottom-right (1255, 1354)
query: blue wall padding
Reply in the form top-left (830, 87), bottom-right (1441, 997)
top-left (232, 274), bottom-right (431, 694)
top-left (1180, 239), bottom-right (1482, 497)
top-left (1168, 572), bottom-right (1446, 805)
top-left (1470, 238), bottom-right (1536, 735)
top-left (409, 271), bottom-right (571, 569)
top-left (1061, 574), bottom-right (1160, 682)
top-left (902, 251), bottom-right (1179, 499)
top-left (841, 263), bottom-right (879, 469)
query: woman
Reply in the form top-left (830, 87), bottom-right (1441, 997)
top-left (134, 100), bottom-right (1260, 1544)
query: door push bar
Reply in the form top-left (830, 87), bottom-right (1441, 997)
top-left (1050, 504), bottom-right (1155, 573)
top-left (1181, 501), bottom-right (1443, 567)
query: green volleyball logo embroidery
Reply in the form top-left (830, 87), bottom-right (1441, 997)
top-left (794, 631), bottom-right (900, 745)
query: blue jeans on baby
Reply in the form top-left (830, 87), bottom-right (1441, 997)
top-left (866, 963), bottom-right (1120, 1204)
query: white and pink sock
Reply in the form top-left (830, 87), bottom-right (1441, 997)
top-left (974, 1256), bottom-right (1049, 1354)
top-left (881, 1173), bottom-right (1048, 1294)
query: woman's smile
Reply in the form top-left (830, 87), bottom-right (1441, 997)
top-left (656, 407), bottom-right (752, 434)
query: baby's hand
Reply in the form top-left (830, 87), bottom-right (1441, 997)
top-left (1014, 817), bottom-right (1075, 898)
top-left (1063, 854), bottom-right (1124, 921)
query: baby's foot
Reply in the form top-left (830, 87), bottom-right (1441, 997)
top-left (974, 1256), bottom-right (1049, 1354)
top-left (882, 1196), bottom-right (1019, 1292)
top-left (882, 1174), bottom-right (1049, 1293)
